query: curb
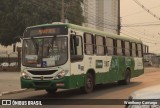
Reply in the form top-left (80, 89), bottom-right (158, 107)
top-left (0, 89), bottom-right (34, 96)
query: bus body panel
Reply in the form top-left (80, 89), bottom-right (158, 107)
top-left (21, 22), bottom-right (144, 91)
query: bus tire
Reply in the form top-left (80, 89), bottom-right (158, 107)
top-left (45, 88), bottom-right (57, 94)
top-left (81, 73), bottom-right (94, 93)
top-left (118, 69), bottom-right (131, 85)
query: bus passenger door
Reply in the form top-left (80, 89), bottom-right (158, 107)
top-left (70, 34), bottom-right (84, 86)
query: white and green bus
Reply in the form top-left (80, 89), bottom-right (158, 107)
top-left (21, 22), bottom-right (144, 93)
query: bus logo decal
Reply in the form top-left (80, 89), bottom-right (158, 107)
top-left (40, 76), bottom-right (44, 80)
top-left (96, 60), bottom-right (103, 68)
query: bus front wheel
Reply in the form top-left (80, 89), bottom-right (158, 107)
top-left (81, 73), bottom-right (94, 93)
top-left (45, 88), bottom-right (57, 94)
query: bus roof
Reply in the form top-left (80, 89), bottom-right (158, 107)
top-left (27, 22), bottom-right (142, 43)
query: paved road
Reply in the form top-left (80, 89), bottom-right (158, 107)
top-left (0, 72), bottom-right (21, 94)
top-left (1, 67), bottom-right (160, 108)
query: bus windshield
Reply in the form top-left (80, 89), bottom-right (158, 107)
top-left (22, 37), bottom-right (68, 67)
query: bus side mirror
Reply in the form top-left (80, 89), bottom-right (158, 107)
top-left (71, 34), bottom-right (79, 46)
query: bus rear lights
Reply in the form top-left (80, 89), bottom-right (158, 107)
top-left (56, 82), bottom-right (64, 86)
top-left (21, 72), bottom-right (31, 80)
top-left (54, 70), bottom-right (68, 79)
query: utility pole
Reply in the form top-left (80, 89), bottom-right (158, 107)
top-left (117, 0), bottom-right (121, 35)
top-left (61, 0), bottom-right (65, 23)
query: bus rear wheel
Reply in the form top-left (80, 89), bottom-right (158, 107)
top-left (118, 69), bottom-right (131, 85)
top-left (45, 88), bottom-right (57, 94)
top-left (81, 73), bottom-right (94, 93)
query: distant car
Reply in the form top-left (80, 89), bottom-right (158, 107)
top-left (126, 85), bottom-right (160, 108)
top-left (9, 62), bottom-right (17, 67)
top-left (1, 62), bottom-right (9, 70)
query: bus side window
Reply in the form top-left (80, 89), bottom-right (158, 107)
top-left (131, 43), bottom-right (137, 57)
top-left (130, 42), bottom-right (132, 56)
top-left (95, 35), bottom-right (105, 55)
top-left (137, 44), bottom-right (142, 57)
top-left (125, 41), bottom-right (130, 56)
top-left (113, 39), bottom-right (117, 55)
top-left (117, 40), bottom-right (123, 56)
top-left (106, 37), bottom-right (114, 55)
top-left (122, 41), bottom-right (125, 56)
top-left (135, 43), bottom-right (138, 57)
top-left (84, 33), bottom-right (94, 55)
top-left (70, 35), bottom-right (83, 62)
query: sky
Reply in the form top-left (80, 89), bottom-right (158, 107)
top-left (121, 0), bottom-right (160, 54)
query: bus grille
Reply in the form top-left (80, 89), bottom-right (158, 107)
top-left (32, 77), bottom-right (53, 80)
top-left (28, 70), bottom-right (57, 75)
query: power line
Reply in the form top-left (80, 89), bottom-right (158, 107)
top-left (121, 29), bottom-right (141, 39)
top-left (122, 21), bottom-right (160, 26)
top-left (120, 32), bottom-right (140, 40)
top-left (122, 23), bottom-right (160, 27)
top-left (122, 4), bottom-right (160, 17)
top-left (121, 28), bottom-right (160, 43)
top-left (124, 27), bottom-right (160, 38)
top-left (132, 0), bottom-right (160, 21)
top-left (121, 31), bottom-right (160, 44)
top-left (121, 30), bottom-right (160, 44)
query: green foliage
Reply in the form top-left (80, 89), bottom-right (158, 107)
top-left (65, 0), bottom-right (84, 25)
top-left (0, 0), bottom-right (84, 46)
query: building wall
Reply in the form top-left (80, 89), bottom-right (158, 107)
top-left (83, 0), bottom-right (118, 34)
top-left (83, 0), bottom-right (96, 29)
top-left (0, 42), bottom-right (22, 54)
top-left (96, 0), bottom-right (104, 31)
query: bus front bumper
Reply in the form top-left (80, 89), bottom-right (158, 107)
top-left (20, 77), bottom-right (69, 90)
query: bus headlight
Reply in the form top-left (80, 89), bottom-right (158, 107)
top-left (55, 70), bottom-right (68, 79)
top-left (21, 72), bottom-right (31, 80)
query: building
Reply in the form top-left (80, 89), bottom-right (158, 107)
top-left (83, 0), bottom-right (119, 34)
top-left (0, 42), bottom-right (22, 54)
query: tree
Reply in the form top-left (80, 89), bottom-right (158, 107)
top-left (0, 0), bottom-right (84, 46)
top-left (65, 0), bottom-right (84, 25)
top-left (0, 0), bottom-right (23, 46)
